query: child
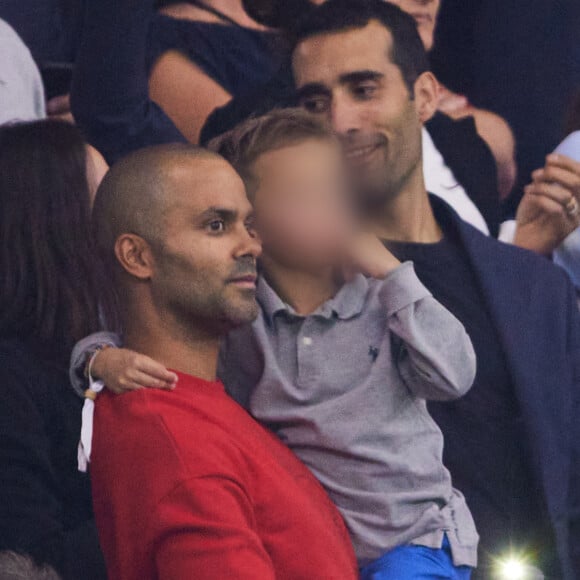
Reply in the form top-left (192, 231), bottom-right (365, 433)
top-left (73, 109), bottom-right (479, 578)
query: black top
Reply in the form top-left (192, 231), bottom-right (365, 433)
top-left (146, 13), bottom-right (284, 98)
top-left (426, 111), bottom-right (500, 237)
top-left (0, 338), bottom-right (106, 579)
top-left (387, 227), bottom-right (557, 575)
top-left (200, 62), bottom-right (296, 145)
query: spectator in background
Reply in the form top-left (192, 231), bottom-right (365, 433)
top-left (387, 0), bottom-right (516, 201)
top-left (0, 19), bottom-right (45, 124)
top-left (146, 0), bottom-right (284, 143)
top-left (290, 1), bottom-right (580, 576)
top-left (386, 0), bottom-right (516, 202)
top-left (0, 121), bottom-right (108, 580)
top-left (0, 0), bottom-right (87, 125)
top-left (506, 94), bottom-right (580, 291)
top-left (431, 0), bottom-right (580, 215)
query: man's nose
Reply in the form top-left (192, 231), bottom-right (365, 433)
top-left (330, 95), bottom-right (362, 136)
top-left (237, 226), bottom-right (262, 260)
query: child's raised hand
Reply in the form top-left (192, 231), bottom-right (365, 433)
top-left (343, 233), bottom-right (401, 281)
top-left (92, 348), bottom-right (178, 394)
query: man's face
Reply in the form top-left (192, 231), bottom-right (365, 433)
top-left (251, 139), bottom-right (354, 271)
top-left (387, 0), bottom-right (440, 51)
top-left (293, 21), bottom-right (424, 211)
top-left (150, 157), bottom-right (261, 334)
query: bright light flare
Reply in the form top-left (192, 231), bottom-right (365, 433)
top-left (493, 553), bottom-right (544, 580)
top-left (499, 558), bottom-right (526, 579)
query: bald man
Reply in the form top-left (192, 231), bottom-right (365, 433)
top-left (88, 144), bottom-right (357, 580)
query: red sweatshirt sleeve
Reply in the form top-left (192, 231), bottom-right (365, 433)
top-left (153, 475), bottom-right (276, 579)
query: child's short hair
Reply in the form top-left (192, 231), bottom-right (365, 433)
top-left (208, 108), bottom-right (338, 196)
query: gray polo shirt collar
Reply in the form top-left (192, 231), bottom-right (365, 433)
top-left (257, 274), bottom-right (370, 323)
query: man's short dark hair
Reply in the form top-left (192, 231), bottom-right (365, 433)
top-left (292, 0), bottom-right (430, 93)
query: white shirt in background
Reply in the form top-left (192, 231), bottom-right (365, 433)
top-left (0, 19), bottom-right (46, 125)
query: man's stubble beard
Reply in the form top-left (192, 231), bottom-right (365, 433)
top-left (354, 146), bottom-right (423, 217)
top-left (162, 287), bottom-right (259, 346)
top-left (151, 250), bottom-right (259, 344)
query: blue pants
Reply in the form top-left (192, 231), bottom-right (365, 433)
top-left (360, 536), bottom-right (472, 580)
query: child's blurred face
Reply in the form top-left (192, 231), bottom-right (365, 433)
top-left (251, 139), bottom-right (355, 271)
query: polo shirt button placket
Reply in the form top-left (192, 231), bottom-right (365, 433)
top-left (297, 320), bottom-right (317, 388)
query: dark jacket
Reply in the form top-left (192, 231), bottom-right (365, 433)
top-left (432, 197), bottom-right (580, 579)
top-left (0, 338), bottom-right (106, 579)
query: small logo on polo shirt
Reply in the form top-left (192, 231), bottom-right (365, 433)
top-left (369, 346), bottom-right (379, 363)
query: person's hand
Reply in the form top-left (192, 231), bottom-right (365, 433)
top-left (343, 232), bottom-right (401, 280)
top-left (46, 94), bottom-right (74, 123)
top-left (436, 86), bottom-right (470, 118)
top-left (514, 154), bottom-right (580, 255)
top-left (92, 347), bottom-right (178, 394)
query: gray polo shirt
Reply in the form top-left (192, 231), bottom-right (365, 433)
top-left (220, 262), bottom-right (479, 567)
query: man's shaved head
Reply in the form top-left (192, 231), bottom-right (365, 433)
top-left (92, 143), bottom-right (261, 339)
top-left (93, 143), bottom-right (218, 254)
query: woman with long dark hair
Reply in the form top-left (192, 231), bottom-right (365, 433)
top-left (0, 120), bottom-right (109, 579)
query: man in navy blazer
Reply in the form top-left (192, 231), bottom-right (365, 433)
top-left (70, 0), bottom-right (580, 575)
top-left (429, 196), bottom-right (580, 577)
top-left (290, 1), bottom-right (580, 576)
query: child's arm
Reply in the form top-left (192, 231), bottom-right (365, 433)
top-left (380, 263), bottom-right (476, 401)
top-left (347, 234), bottom-right (476, 401)
top-left (69, 332), bottom-right (177, 395)
top-left (91, 348), bottom-right (178, 393)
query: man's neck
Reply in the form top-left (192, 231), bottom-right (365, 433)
top-left (261, 255), bottom-right (339, 317)
top-left (123, 303), bottom-right (221, 382)
top-left (371, 169), bottom-right (443, 244)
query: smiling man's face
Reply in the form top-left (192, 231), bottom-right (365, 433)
top-left (293, 20), bottom-right (425, 209)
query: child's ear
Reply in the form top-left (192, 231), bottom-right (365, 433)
top-left (114, 234), bottom-right (155, 280)
top-left (413, 72), bottom-right (439, 124)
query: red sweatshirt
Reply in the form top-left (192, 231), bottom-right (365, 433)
top-left (91, 371), bottom-right (357, 580)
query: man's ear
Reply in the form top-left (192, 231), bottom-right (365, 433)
top-left (114, 234), bottom-right (155, 281)
top-left (413, 71), bottom-right (439, 124)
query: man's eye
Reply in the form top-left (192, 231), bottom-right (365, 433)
top-left (353, 84), bottom-right (377, 100)
top-left (300, 97), bottom-right (329, 115)
top-left (207, 219), bottom-right (226, 233)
